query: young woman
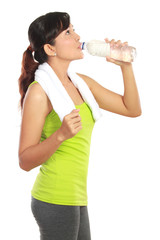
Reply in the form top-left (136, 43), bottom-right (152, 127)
top-left (18, 12), bottom-right (141, 240)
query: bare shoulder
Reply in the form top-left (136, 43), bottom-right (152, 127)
top-left (23, 82), bottom-right (50, 117)
top-left (25, 82), bottom-right (46, 103)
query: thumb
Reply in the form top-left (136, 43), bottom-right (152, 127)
top-left (71, 108), bottom-right (80, 113)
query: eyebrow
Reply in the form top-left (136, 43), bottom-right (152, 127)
top-left (66, 24), bottom-right (74, 30)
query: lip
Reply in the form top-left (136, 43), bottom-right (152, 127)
top-left (78, 43), bottom-right (82, 49)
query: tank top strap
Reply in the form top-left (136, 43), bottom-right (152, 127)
top-left (28, 80), bottom-right (38, 88)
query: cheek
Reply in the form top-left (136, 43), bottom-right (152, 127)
top-left (56, 40), bottom-right (73, 56)
top-left (55, 39), bottom-right (83, 60)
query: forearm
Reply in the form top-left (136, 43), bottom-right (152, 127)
top-left (121, 63), bottom-right (141, 116)
top-left (19, 129), bottom-right (64, 171)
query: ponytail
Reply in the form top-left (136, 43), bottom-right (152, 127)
top-left (18, 46), bottom-right (39, 110)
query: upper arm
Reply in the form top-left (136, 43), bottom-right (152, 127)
top-left (18, 83), bottom-right (49, 157)
top-left (77, 73), bottom-right (129, 116)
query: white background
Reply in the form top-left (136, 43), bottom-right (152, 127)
top-left (1, 0), bottom-right (160, 239)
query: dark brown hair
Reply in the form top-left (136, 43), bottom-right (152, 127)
top-left (18, 12), bottom-right (70, 110)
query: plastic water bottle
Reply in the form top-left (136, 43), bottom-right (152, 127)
top-left (82, 40), bottom-right (136, 62)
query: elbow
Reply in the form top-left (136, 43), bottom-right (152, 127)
top-left (19, 156), bottom-right (32, 172)
top-left (19, 162), bottom-right (31, 172)
top-left (136, 110), bottom-right (142, 117)
top-left (129, 109), bottom-right (142, 118)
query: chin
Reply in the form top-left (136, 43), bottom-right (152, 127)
top-left (70, 55), bottom-right (84, 61)
top-left (67, 51), bottom-right (84, 61)
top-left (77, 52), bottom-right (84, 59)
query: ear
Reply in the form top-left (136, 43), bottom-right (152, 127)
top-left (43, 44), bottom-right (56, 57)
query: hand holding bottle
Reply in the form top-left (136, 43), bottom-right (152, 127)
top-left (104, 38), bottom-right (133, 66)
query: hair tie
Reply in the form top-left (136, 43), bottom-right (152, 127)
top-left (27, 45), bottom-right (34, 53)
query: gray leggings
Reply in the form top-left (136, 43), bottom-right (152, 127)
top-left (31, 197), bottom-right (91, 240)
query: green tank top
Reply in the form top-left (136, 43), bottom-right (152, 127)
top-left (30, 80), bottom-right (95, 206)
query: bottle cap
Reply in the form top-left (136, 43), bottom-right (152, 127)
top-left (81, 42), bottom-right (86, 50)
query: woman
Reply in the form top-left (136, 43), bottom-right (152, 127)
top-left (18, 12), bottom-right (141, 240)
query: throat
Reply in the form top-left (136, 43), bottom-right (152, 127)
top-left (61, 77), bottom-right (72, 87)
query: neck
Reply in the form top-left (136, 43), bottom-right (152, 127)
top-left (47, 57), bottom-right (71, 83)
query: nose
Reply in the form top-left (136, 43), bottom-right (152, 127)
top-left (74, 32), bottom-right (80, 41)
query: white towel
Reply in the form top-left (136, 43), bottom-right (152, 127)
top-left (34, 62), bottom-right (102, 122)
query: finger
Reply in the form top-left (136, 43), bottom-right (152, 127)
top-left (106, 56), bottom-right (116, 64)
top-left (74, 125), bottom-right (82, 132)
top-left (106, 56), bottom-right (118, 64)
top-left (104, 38), bottom-right (109, 43)
top-left (65, 110), bottom-right (80, 120)
top-left (110, 39), bottom-right (115, 46)
top-left (71, 109), bottom-right (80, 113)
top-left (107, 57), bottom-right (116, 63)
top-left (106, 56), bottom-right (111, 61)
top-left (70, 112), bottom-right (81, 119)
top-left (73, 121), bottom-right (82, 129)
top-left (72, 115), bottom-right (81, 124)
top-left (116, 40), bottom-right (121, 46)
top-left (122, 41), bottom-right (128, 46)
